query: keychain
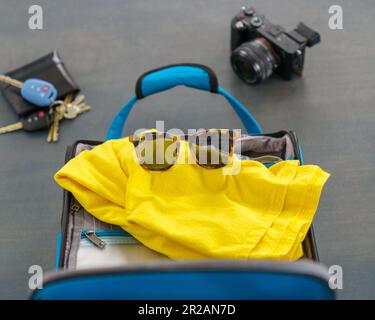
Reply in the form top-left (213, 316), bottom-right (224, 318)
top-left (0, 75), bottom-right (57, 107)
top-left (0, 75), bottom-right (92, 142)
top-left (0, 110), bottom-right (51, 134)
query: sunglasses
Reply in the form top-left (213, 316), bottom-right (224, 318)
top-left (129, 129), bottom-right (240, 171)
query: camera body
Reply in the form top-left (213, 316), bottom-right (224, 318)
top-left (230, 6), bottom-right (320, 84)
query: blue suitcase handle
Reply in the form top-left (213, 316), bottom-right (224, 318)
top-left (106, 64), bottom-right (262, 140)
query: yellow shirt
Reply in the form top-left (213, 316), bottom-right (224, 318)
top-left (55, 138), bottom-right (329, 260)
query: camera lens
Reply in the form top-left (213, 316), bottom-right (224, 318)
top-left (231, 38), bottom-right (279, 85)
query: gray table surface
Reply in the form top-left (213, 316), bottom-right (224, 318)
top-left (0, 0), bottom-right (374, 299)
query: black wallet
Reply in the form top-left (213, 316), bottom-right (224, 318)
top-left (1, 50), bottom-right (80, 116)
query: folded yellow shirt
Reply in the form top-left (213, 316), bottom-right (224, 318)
top-left (54, 138), bottom-right (329, 260)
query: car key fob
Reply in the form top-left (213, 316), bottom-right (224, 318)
top-left (20, 79), bottom-right (58, 107)
top-left (22, 110), bottom-right (52, 131)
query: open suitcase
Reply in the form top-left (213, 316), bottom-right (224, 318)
top-left (31, 64), bottom-right (334, 300)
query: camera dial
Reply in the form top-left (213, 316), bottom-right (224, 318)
top-left (241, 6), bottom-right (255, 16)
top-left (250, 16), bottom-right (263, 27)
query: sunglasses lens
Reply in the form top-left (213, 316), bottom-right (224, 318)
top-left (190, 131), bottom-right (232, 168)
top-left (134, 135), bottom-right (178, 171)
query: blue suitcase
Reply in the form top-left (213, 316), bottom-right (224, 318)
top-left (31, 64), bottom-right (334, 300)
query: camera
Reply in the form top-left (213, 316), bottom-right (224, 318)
top-left (230, 6), bottom-right (321, 85)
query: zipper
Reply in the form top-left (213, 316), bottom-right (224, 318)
top-left (70, 199), bottom-right (81, 214)
top-left (81, 229), bottom-right (137, 248)
top-left (59, 140), bottom-right (104, 268)
top-left (83, 230), bottom-right (107, 249)
top-left (81, 229), bottom-right (132, 238)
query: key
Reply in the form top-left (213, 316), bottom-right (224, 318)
top-left (64, 94), bottom-right (86, 119)
top-left (47, 103), bottom-right (61, 143)
top-left (46, 94), bottom-right (91, 142)
top-left (0, 75), bottom-right (57, 107)
top-left (0, 75), bottom-right (23, 88)
top-left (63, 94), bottom-right (92, 120)
top-left (47, 94), bottom-right (73, 142)
top-left (52, 105), bottom-right (65, 142)
top-left (47, 103), bottom-right (62, 142)
top-left (75, 101), bottom-right (92, 115)
top-left (0, 110), bottom-right (51, 134)
top-left (47, 112), bottom-right (55, 143)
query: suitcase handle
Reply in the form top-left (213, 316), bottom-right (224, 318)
top-left (106, 64), bottom-right (262, 140)
top-left (135, 63), bottom-right (219, 98)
